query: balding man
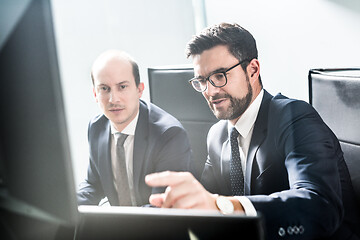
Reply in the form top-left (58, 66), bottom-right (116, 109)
top-left (77, 50), bottom-right (191, 206)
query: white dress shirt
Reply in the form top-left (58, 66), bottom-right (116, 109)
top-left (228, 89), bottom-right (264, 216)
top-left (110, 112), bottom-right (139, 206)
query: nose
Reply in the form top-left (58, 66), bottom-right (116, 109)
top-left (109, 90), bottom-right (120, 103)
top-left (204, 80), bottom-right (220, 96)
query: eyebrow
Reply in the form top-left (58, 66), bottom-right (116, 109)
top-left (196, 67), bottom-right (228, 79)
top-left (96, 80), bottom-right (129, 87)
top-left (116, 80), bottom-right (130, 85)
top-left (96, 83), bottom-right (108, 88)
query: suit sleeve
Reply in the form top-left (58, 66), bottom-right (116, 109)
top-left (201, 121), bottom-right (229, 195)
top-left (201, 150), bottom-right (222, 194)
top-left (77, 159), bottom-right (105, 205)
top-left (150, 126), bottom-right (192, 193)
top-left (77, 122), bottom-right (105, 205)
top-left (247, 101), bottom-right (344, 239)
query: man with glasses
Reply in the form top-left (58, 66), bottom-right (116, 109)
top-left (146, 23), bottom-right (360, 239)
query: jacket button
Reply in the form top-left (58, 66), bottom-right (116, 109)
top-left (278, 227), bottom-right (286, 237)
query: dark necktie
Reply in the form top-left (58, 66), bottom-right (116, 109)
top-left (114, 133), bottom-right (132, 206)
top-left (230, 127), bottom-right (245, 196)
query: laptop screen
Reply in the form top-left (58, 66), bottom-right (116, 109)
top-left (77, 206), bottom-right (264, 240)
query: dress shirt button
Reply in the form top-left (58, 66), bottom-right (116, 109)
top-left (278, 227), bottom-right (286, 237)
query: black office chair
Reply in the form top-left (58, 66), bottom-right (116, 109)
top-left (148, 66), bottom-right (218, 180)
top-left (308, 68), bottom-right (360, 206)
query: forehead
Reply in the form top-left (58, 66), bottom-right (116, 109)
top-left (93, 57), bottom-right (134, 85)
top-left (192, 45), bottom-right (236, 77)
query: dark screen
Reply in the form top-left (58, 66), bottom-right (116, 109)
top-left (0, 0), bottom-right (78, 228)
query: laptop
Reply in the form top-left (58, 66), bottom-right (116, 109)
top-left (76, 206), bottom-right (264, 240)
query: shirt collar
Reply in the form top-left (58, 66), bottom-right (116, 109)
top-left (110, 110), bottom-right (139, 136)
top-left (228, 89), bottom-right (264, 138)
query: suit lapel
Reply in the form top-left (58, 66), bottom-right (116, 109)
top-left (98, 120), bottom-right (118, 203)
top-left (213, 121), bottom-right (232, 194)
top-left (221, 138), bottom-right (232, 194)
top-left (245, 90), bottom-right (272, 195)
top-left (132, 101), bottom-right (149, 200)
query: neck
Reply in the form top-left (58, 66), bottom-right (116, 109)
top-left (229, 87), bottom-right (262, 126)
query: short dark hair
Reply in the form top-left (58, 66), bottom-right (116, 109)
top-left (91, 51), bottom-right (140, 87)
top-left (186, 22), bottom-right (262, 85)
top-left (128, 57), bottom-right (140, 87)
top-left (186, 23), bottom-right (258, 69)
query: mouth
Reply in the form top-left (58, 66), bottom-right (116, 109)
top-left (109, 107), bottom-right (124, 113)
top-left (210, 98), bottom-right (228, 107)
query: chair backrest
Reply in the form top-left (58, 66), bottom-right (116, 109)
top-left (308, 68), bottom-right (360, 204)
top-left (148, 66), bottom-right (218, 179)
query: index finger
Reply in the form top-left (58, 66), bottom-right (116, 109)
top-left (145, 171), bottom-right (192, 187)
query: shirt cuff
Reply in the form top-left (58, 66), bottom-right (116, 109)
top-left (235, 196), bottom-right (257, 216)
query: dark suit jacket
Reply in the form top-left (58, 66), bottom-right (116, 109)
top-left (201, 90), bottom-right (360, 240)
top-left (77, 100), bottom-right (191, 206)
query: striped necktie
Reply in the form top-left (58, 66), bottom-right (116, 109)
top-left (114, 133), bottom-right (132, 206)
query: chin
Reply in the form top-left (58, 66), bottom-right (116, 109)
top-left (213, 112), bottom-right (226, 120)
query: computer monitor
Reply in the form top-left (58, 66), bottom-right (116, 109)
top-left (0, 0), bottom-right (78, 238)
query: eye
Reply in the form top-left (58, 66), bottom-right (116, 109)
top-left (119, 84), bottom-right (127, 90)
top-left (198, 78), bottom-right (207, 85)
top-left (99, 86), bottom-right (110, 92)
top-left (212, 72), bottom-right (225, 81)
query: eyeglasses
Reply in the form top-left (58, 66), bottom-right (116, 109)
top-left (189, 59), bottom-right (249, 92)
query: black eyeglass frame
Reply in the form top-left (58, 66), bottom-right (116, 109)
top-left (188, 59), bottom-right (249, 92)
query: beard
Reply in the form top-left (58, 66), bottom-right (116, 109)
top-left (207, 75), bottom-right (253, 120)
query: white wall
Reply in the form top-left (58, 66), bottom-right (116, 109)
top-left (51, 0), bottom-right (196, 187)
top-left (205, 0), bottom-right (360, 101)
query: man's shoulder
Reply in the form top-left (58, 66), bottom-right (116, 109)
top-left (142, 100), bottom-right (183, 129)
top-left (264, 92), bottom-right (321, 134)
top-left (269, 93), bottom-right (315, 116)
top-left (208, 120), bottom-right (227, 141)
top-left (88, 114), bottom-right (109, 132)
top-left (86, 114), bottom-right (110, 143)
top-left (89, 113), bottom-right (108, 125)
top-left (209, 120), bottom-right (226, 130)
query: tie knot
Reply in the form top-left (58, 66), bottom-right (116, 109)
top-left (230, 127), bottom-right (239, 140)
top-left (116, 133), bottom-right (128, 146)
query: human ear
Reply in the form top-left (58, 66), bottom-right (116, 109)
top-left (93, 87), bottom-right (98, 102)
top-left (248, 59), bottom-right (260, 83)
top-left (138, 82), bottom-right (145, 97)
